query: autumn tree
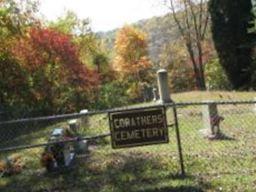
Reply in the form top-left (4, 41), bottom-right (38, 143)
top-left (0, 0), bottom-right (40, 117)
top-left (113, 25), bottom-right (152, 100)
top-left (160, 37), bottom-right (216, 91)
top-left (49, 11), bottom-right (96, 66)
top-left (160, 40), bottom-right (195, 91)
top-left (113, 25), bottom-right (151, 79)
top-left (12, 27), bottom-right (99, 115)
top-left (164, 0), bottom-right (210, 90)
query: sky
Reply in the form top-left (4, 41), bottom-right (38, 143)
top-left (39, 0), bottom-right (169, 32)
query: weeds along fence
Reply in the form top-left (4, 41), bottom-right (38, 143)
top-left (1, 100), bottom-right (256, 187)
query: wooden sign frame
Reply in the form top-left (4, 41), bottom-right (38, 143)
top-left (109, 106), bottom-right (169, 149)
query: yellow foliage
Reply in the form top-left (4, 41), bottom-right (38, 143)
top-left (113, 25), bottom-right (151, 76)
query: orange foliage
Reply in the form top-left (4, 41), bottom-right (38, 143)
top-left (12, 28), bottom-right (99, 89)
top-left (113, 26), bottom-right (151, 76)
top-left (10, 27), bottom-right (99, 113)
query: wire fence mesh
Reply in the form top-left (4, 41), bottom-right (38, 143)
top-left (0, 100), bottom-right (256, 191)
top-left (172, 101), bottom-right (256, 179)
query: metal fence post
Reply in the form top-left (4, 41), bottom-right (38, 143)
top-left (253, 97), bottom-right (256, 112)
top-left (173, 104), bottom-right (185, 176)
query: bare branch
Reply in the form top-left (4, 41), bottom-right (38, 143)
top-left (183, 0), bottom-right (193, 44)
top-left (201, 10), bottom-right (209, 40)
top-left (164, 0), bottom-right (208, 90)
top-left (168, 0), bottom-right (186, 37)
top-left (187, 0), bottom-right (200, 41)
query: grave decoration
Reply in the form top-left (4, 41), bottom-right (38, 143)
top-left (210, 115), bottom-right (224, 138)
top-left (41, 127), bottom-right (77, 172)
top-left (0, 155), bottom-right (24, 177)
top-left (41, 118), bottom-right (90, 172)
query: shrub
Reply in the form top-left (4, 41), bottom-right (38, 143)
top-left (93, 81), bottom-right (130, 110)
top-left (205, 58), bottom-right (231, 90)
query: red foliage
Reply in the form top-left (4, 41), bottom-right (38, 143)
top-left (10, 27), bottom-right (99, 113)
top-left (13, 27), bottom-right (99, 89)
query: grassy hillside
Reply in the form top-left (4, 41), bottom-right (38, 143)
top-left (172, 91), bottom-right (256, 102)
top-left (1, 91), bottom-right (256, 191)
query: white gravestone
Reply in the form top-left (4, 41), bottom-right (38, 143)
top-left (157, 69), bottom-right (172, 103)
top-left (202, 101), bottom-right (224, 139)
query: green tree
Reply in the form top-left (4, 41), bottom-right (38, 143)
top-left (205, 58), bottom-right (231, 90)
top-left (209, 0), bottom-right (255, 89)
top-left (49, 11), bottom-right (112, 78)
top-left (48, 10), bottom-right (91, 35)
top-left (93, 81), bottom-right (129, 109)
top-left (93, 52), bottom-right (109, 73)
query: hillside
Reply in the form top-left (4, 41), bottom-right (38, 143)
top-left (97, 13), bottom-right (181, 64)
top-left (1, 91), bottom-right (256, 191)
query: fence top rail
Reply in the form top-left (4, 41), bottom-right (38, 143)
top-left (1, 100), bottom-right (256, 125)
top-left (171, 100), bottom-right (256, 107)
top-left (0, 132), bottom-right (111, 153)
top-left (0, 103), bottom-right (164, 125)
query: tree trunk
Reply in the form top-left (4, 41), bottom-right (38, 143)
top-left (186, 43), bottom-right (206, 90)
top-left (197, 41), bottom-right (206, 90)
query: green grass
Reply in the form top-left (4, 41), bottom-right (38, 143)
top-left (172, 90), bottom-right (256, 102)
top-left (1, 91), bottom-right (256, 192)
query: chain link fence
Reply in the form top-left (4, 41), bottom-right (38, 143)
top-left (173, 101), bottom-right (256, 177)
top-left (0, 100), bottom-right (256, 191)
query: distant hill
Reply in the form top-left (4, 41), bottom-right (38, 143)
top-left (97, 13), bottom-right (181, 64)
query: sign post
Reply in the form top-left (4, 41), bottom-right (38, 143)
top-left (108, 105), bottom-right (185, 176)
top-left (109, 106), bottom-right (169, 149)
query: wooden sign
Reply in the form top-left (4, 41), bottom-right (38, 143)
top-left (109, 106), bottom-right (169, 149)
